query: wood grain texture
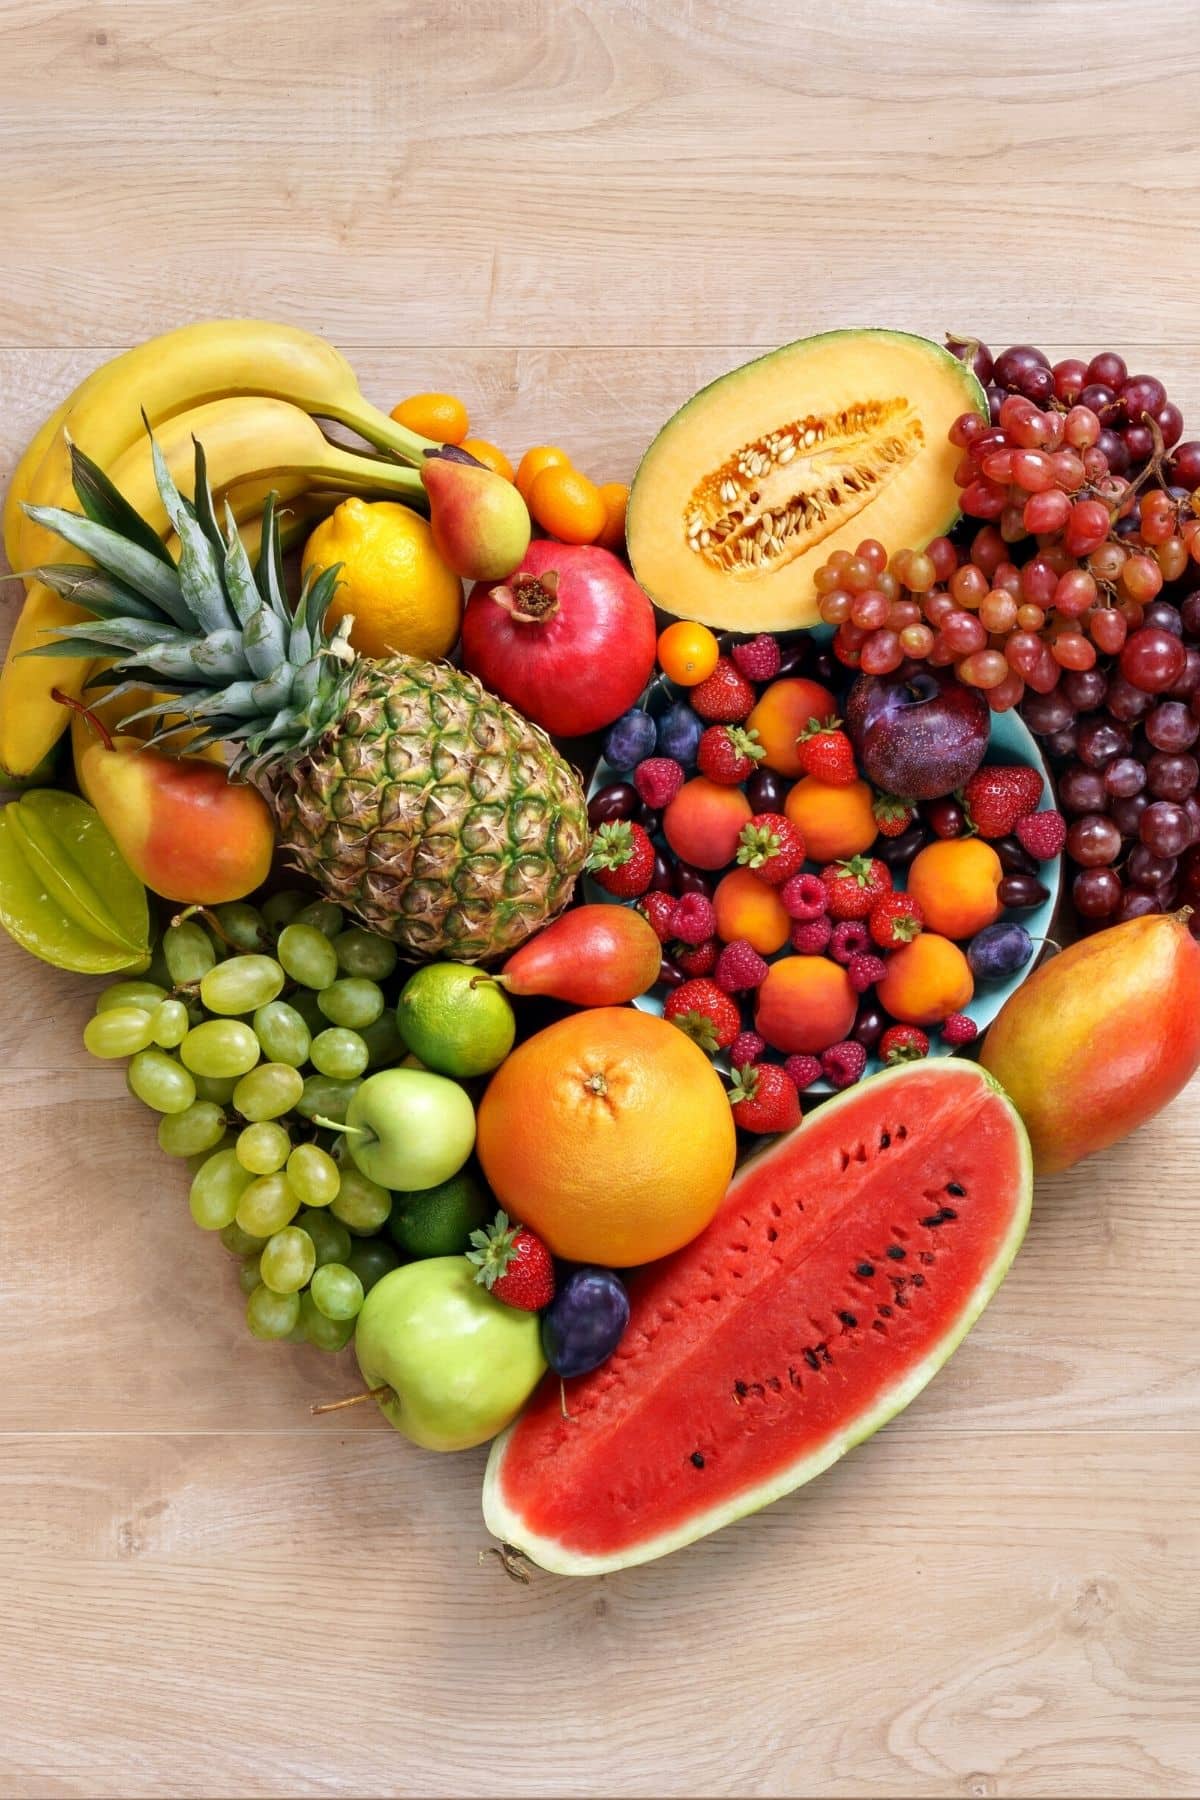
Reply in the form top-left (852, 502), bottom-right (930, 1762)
top-left (1, 2), bottom-right (1198, 1795)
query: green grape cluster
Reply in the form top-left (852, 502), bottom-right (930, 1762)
top-left (83, 893), bottom-right (406, 1351)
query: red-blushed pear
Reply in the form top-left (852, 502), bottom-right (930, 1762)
top-left (420, 446), bottom-right (531, 583)
top-left (497, 904), bottom-right (662, 1006)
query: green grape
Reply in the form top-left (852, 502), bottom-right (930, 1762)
top-left (299, 1290), bottom-right (356, 1351)
top-left (235, 1171), bottom-right (300, 1237)
top-left (199, 955), bottom-right (286, 1016)
top-left (180, 1019), bottom-right (260, 1079)
top-left (232, 1061), bottom-right (305, 1122)
top-left (295, 1073), bottom-right (360, 1123)
top-left (288, 986), bottom-right (326, 1034)
top-left (331, 1166), bottom-right (392, 1235)
top-left (310, 1261), bottom-right (364, 1321)
top-left (192, 1071), bottom-right (239, 1104)
top-left (214, 902), bottom-right (268, 952)
top-left (128, 1049), bottom-right (196, 1114)
top-left (358, 1011), bottom-right (405, 1069)
top-left (163, 919), bottom-right (216, 984)
top-left (286, 1142), bottom-right (341, 1207)
top-left (252, 1000), bottom-right (311, 1068)
top-left (333, 927), bottom-right (397, 981)
top-left (318, 977), bottom-right (385, 1029)
top-left (259, 1225), bottom-right (317, 1294)
top-left (292, 899), bottom-right (344, 938)
top-left (246, 1283), bottom-right (301, 1341)
top-left (189, 1147), bottom-right (254, 1229)
top-left (237, 1253), bottom-right (263, 1296)
top-left (262, 889), bottom-right (307, 934)
top-left (237, 1121), bottom-right (292, 1176)
top-left (297, 1208), bottom-right (354, 1267)
top-left (158, 1101), bottom-right (227, 1159)
top-left (220, 1220), bottom-right (267, 1257)
top-left (277, 922), bottom-right (339, 989)
top-left (185, 1132), bottom-right (237, 1176)
top-left (345, 1238), bottom-right (400, 1294)
top-left (95, 979), bottom-right (168, 1014)
top-left (149, 997), bottom-right (190, 1048)
top-left (84, 1005), bottom-right (156, 1058)
top-left (310, 1027), bottom-right (369, 1080)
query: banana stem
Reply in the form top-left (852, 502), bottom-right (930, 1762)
top-left (309, 444), bottom-right (428, 504)
top-left (323, 402), bottom-right (440, 469)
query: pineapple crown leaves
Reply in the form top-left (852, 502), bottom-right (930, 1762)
top-left (21, 432), bottom-right (356, 768)
top-left (466, 1210), bottom-right (525, 1289)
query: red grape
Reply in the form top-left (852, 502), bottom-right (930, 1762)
top-left (1118, 375), bottom-right (1167, 423)
top-left (1127, 844), bottom-right (1178, 890)
top-left (1062, 667), bottom-right (1107, 711)
top-left (1139, 801), bottom-right (1193, 857)
top-left (1086, 352), bottom-right (1128, 388)
top-left (1147, 753), bottom-right (1199, 802)
top-left (1067, 814), bottom-right (1122, 866)
top-left (1119, 627), bottom-right (1188, 693)
top-left (1053, 359), bottom-right (1089, 406)
top-left (1058, 764), bottom-right (1108, 813)
top-left (1145, 701), bottom-right (1199, 752)
top-left (1168, 442), bottom-right (1200, 488)
top-left (1073, 868), bottom-right (1122, 917)
top-left (1110, 793), bottom-right (1150, 836)
top-left (1104, 757), bottom-right (1146, 798)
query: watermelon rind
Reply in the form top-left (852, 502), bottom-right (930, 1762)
top-left (481, 1061), bottom-right (1032, 1577)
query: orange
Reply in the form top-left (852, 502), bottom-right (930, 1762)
top-left (528, 464), bottom-right (606, 544)
top-left (595, 481), bottom-right (630, 554)
top-left (475, 1008), bottom-right (735, 1266)
top-left (657, 620), bottom-right (720, 686)
top-left (907, 839), bottom-right (1003, 940)
top-left (747, 678), bottom-right (838, 776)
top-left (515, 444), bottom-right (572, 502)
top-left (713, 867), bottom-right (791, 955)
top-left (784, 777), bottom-right (877, 863)
top-left (876, 934), bottom-right (974, 1026)
top-left (390, 391), bottom-right (469, 444)
top-left (755, 956), bottom-right (857, 1054)
top-left (459, 437), bottom-right (514, 482)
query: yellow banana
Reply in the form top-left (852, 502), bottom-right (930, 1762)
top-left (0, 397), bottom-right (424, 777)
top-left (3, 396), bottom-right (74, 571)
top-left (13, 317), bottom-right (434, 576)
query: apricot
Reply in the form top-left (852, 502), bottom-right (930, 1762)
top-left (876, 933), bottom-right (974, 1026)
top-left (663, 778), bottom-right (753, 870)
top-left (906, 838), bottom-right (1003, 940)
top-left (713, 868), bottom-right (791, 955)
top-left (754, 955), bottom-right (857, 1054)
top-left (784, 776), bottom-right (877, 863)
top-left (747, 678), bottom-right (838, 777)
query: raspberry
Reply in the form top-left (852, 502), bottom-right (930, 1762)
top-left (779, 871), bottom-right (828, 921)
top-left (829, 920), bottom-right (871, 965)
top-left (671, 892), bottom-right (716, 946)
top-left (633, 757), bottom-right (684, 810)
top-left (790, 915), bottom-right (833, 954)
top-left (730, 634), bottom-right (782, 681)
top-left (729, 1029), bottom-right (766, 1067)
top-left (638, 890), bottom-right (678, 945)
top-left (674, 936), bottom-right (718, 977)
top-left (847, 951), bottom-right (887, 994)
top-left (714, 939), bottom-right (769, 994)
top-left (783, 1053), bottom-right (822, 1091)
top-left (821, 1040), bottom-right (867, 1089)
top-left (1015, 809), bottom-right (1067, 861)
top-left (941, 1012), bottom-right (979, 1046)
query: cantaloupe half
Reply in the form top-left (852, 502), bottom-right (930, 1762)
top-left (626, 329), bottom-right (986, 632)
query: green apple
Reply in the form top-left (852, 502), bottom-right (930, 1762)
top-left (355, 1257), bottom-right (545, 1451)
top-left (343, 1067), bottom-right (475, 1191)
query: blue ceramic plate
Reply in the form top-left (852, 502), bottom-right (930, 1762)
top-left (584, 695), bottom-right (1062, 1090)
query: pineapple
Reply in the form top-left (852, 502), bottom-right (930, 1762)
top-left (25, 440), bottom-right (589, 961)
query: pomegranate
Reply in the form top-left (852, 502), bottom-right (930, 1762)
top-left (462, 539), bottom-right (656, 737)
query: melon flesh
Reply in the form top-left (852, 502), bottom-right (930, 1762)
top-left (626, 329), bottom-right (985, 632)
top-left (483, 1061), bottom-right (1030, 1575)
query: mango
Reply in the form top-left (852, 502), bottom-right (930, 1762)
top-left (980, 912), bottom-right (1200, 1174)
top-left (420, 448), bottom-right (531, 582)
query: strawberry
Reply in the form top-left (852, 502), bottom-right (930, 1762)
top-left (962, 764), bottom-right (1044, 838)
top-left (664, 978), bottom-right (742, 1054)
top-left (633, 757), bottom-right (683, 810)
top-left (941, 1012), bottom-right (979, 1047)
top-left (638, 890), bottom-right (678, 944)
top-left (690, 656), bottom-right (756, 723)
top-left (873, 793), bottom-right (916, 838)
top-left (1015, 808), bottom-right (1067, 861)
top-left (869, 891), bottom-right (924, 949)
top-left (587, 821), bottom-right (655, 897)
top-left (730, 1029), bottom-right (766, 1066)
top-left (779, 871), bottom-right (829, 921)
top-left (796, 716), bottom-right (857, 786)
top-left (672, 891), bottom-right (717, 945)
top-left (847, 951), bottom-right (887, 994)
top-left (737, 813), bottom-right (806, 885)
top-left (696, 723), bottom-right (765, 785)
top-left (829, 919), bottom-right (871, 964)
top-left (783, 1053), bottom-right (822, 1091)
top-left (791, 915), bottom-right (833, 954)
top-left (673, 936), bottom-right (718, 977)
top-left (821, 854), bottom-right (893, 919)
top-left (821, 1040), bottom-right (867, 1088)
top-left (731, 634), bottom-right (782, 682)
top-left (714, 938), bottom-right (769, 993)
top-left (467, 1211), bottom-right (555, 1312)
top-left (729, 1062), bottom-right (801, 1134)
top-left (878, 1025), bottom-right (930, 1065)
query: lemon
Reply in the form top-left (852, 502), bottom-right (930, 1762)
top-left (397, 963), bottom-right (516, 1078)
top-left (301, 498), bottom-right (463, 662)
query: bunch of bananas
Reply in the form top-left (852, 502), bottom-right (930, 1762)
top-left (0, 320), bottom-right (451, 780)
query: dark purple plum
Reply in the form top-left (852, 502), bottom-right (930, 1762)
top-left (541, 1267), bottom-right (630, 1378)
top-left (846, 669), bottom-right (988, 800)
top-left (967, 921), bottom-right (1034, 981)
top-left (655, 702), bottom-right (704, 766)
top-left (603, 709), bottom-right (656, 770)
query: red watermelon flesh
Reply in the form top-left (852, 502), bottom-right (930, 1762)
top-left (483, 1061), bottom-right (1030, 1575)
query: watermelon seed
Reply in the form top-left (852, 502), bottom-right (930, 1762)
top-left (803, 1348), bottom-right (820, 1370)
top-left (855, 1261), bottom-right (875, 1278)
top-left (691, 1452), bottom-right (706, 1469)
top-left (733, 1381), bottom-right (748, 1402)
top-left (837, 1310), bottom-right (858, 1328)
top-left (912, 1273), bottom-right (926, 1287)
top-left (879, 1131), bottom-right (891, 1148)
top-left (878, 1304), bottom-right (893, 1317)
top-left (919, 1251), bottom-right (935, 1265)
top-left (947, 1181), bottom-right (965, 1196)
top-left (896, 1125), bottom-right (908, 1140)
top-left (787, 1367), bottom-right (802, 1389)
top-left (886, 1245), bottom-right (906, 1260)
top-left (767, 1227), bottom-right (778, 1242)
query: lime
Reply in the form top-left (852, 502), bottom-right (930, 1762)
top-left (388, 1170), bottom-right (492, 1258)
top-left (397, 963), bottom-right (515, 1077)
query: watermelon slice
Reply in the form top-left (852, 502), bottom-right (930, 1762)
top-left (483, 1060), bottom-right (1031, 1575)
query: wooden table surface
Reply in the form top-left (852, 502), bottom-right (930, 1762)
top-left (2, 4), bottom-right (1198, 1795)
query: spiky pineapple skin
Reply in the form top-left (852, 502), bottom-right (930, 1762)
top-left (254, 657), bottom-right (589, 963)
